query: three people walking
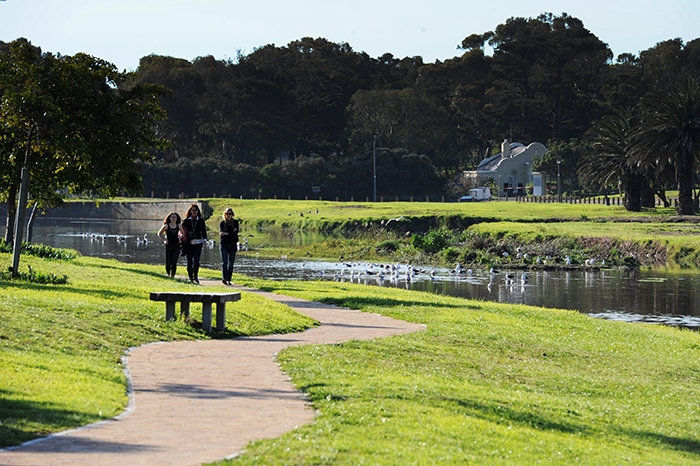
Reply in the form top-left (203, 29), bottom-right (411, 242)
top-left (158, 204), bottom-right (243, 285)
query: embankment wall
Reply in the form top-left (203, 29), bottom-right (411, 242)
top-left (0, 200), bottom-right (201, 224)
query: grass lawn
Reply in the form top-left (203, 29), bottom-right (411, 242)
top-left (203, 198), bottom-right (679, 230)
top-left (214, 276), bottom-right (700, 465)
top-left (0, 252), bottom-right (316, 448)
top-left (469, 220), bottom-right (700, 249)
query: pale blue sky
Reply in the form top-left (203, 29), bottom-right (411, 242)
top-left (1, 0), bottom-right (699, 71)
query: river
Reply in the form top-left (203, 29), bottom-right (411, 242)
top-left (20, 218), bottom-right (700, 330)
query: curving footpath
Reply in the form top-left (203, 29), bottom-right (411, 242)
top-left (0, 280), bottom-right (425, 466)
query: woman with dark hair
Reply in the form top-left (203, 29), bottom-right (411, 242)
top-left (157, 212), bottom-right (185, 277)
top-left (182, 204), bottom-right (207, 284)
top-left (219, 207), bottom-right (239, 285)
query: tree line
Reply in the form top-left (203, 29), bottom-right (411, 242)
top-left (2, 12), bottom-right (700, 220)
top-left (131, 13), bottom-right (700, 212)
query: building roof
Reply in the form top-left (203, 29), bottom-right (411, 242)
top-left (476, 142), bottom-right (527, 171)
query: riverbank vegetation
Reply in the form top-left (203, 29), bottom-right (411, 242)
top-left (204, 199), bottom-right (700, 269)
top-left (219, 277), bottom-right (700, 465)
top-left (0, 251), bottom-right (315, 448)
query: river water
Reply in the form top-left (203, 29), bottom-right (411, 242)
top-left (23, 218), bottom-right (700, 330)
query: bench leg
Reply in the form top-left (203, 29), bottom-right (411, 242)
top-left (180, 302), bottom-right (190, 320)
top-left (216, 303), bottom-right (226, 331)
top-left (202, 303), bottom-right (212, 332)
top-left (165, 302), bottom-right (176, 322)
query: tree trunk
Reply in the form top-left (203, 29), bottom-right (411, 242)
top-left (4, 184), bottom-right (17, 244)
top-left (676, 150), bottom-right (694, 215)
top-left (26, 203), bottom-right (39, 243)
top-left (641, 180), bottom-right (655, 208)
top-left (623, 170), bottom-right (642, 212)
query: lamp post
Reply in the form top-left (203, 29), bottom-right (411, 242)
top-left (373, 134), bottom-right (377, 202)
top-left (556, 159), bottom-right (561, 202)
top-left (524, 161), bottom-right (531, 196)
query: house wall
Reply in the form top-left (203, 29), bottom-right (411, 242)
top-left (463, 142), bottom-right (547, 197)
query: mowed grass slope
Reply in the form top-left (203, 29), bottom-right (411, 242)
top-left (216, 276), bottom-right (700, 465)
top-left (0, 253), bottom-right (316, 448)
top-left (205, 198), bottom-right (669, 229)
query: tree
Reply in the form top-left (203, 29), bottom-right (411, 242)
top-left (580, 109), bottom-right (645, 211)
top-left (0, 39), bottom-right (168, 244)
top-left (488, 13), bottom-right (611, 142)
top-left (532, 139), bottom-right (587, 196)
top-left (629, 78), bottom-right (700, 215)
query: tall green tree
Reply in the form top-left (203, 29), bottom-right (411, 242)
top-left (0, 39), bottom-right (168, 243)
top-left (629, 78), bottom-right (700, 215)
top-left (580, 109), bottom-right (645, 211)
top-left (488, 13), bottom-right (611, 142)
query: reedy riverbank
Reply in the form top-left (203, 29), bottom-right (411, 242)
top-left (201, 199), bottom-right (700, 269)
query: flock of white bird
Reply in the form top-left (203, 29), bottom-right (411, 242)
top-left (81, 232), bottom-right (253, 251)
top-left (313, 260), bottom-right (536, 290)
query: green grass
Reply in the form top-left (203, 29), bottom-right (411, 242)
top-left (469, 220), bottom-right (700, 248)
top-left (204, 198), bottom-right (673, 231)
top-left (0, 252), bottom-right (316, 447)
top-left (213, 277), bottom-right (700, 465)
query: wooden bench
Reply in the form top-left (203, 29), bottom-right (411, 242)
top-left (149, 292), bottom-right (241, 332)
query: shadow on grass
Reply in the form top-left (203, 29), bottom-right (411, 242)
top-left (445, 396), bottom-right (591, 436)
top-left (0, 396), bottom-right (101, 449)
top-left (622, 428), bottom-right (700, 458)
top-left (255, 284), bottom-right (482, 312)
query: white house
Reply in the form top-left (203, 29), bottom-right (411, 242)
top-left (462, 139), bottom-right (547, 197)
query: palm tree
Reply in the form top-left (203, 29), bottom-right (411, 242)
top-left (630, 78), bottom-right (700, 215)
top-left (581, 108), bottom-right (644, 211)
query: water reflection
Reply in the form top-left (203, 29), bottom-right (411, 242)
top-left (23, 218), bottom-right (700, 330)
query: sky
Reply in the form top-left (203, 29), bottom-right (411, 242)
top-left (1, 0), bottom-right (699, 72)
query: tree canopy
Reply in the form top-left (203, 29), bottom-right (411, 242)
top-left (0, 38), bottom-right (168, 242)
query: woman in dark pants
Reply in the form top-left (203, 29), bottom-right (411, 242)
top-left (182, 204), bottom-right (207, 284)
top-left (219, 207), bottom-right (239, 285)
top-left (157, 212), bottom-right (185, 277)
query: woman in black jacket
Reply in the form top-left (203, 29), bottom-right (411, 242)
top-left (218, 207), bottom-right (239, 285)
top-left (182, 204), bottom-right (207, 284)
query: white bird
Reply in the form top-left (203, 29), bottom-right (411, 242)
top-left (536, 256), bottom-right (541, 264)
top-left (565, 255), bottom-right (571, 265)
top-left (521, 273), bottom-right (529, 284)
top-left (502, 251), bottom-right (510, 257)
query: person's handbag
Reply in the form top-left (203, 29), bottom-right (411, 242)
top-left (179, 228), bottom-right (189, 256)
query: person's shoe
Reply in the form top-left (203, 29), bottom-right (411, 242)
top-left (227, 281), bottom-right (232, 285)
top-left (222, 280), bottom-right (227, 285)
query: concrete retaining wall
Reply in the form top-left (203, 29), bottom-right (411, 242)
top-left (0, 200), bottom-right (202, 223)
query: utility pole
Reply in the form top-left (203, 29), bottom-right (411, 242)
top-left (557, 159), bottom-right (561, 202)
top-left (373, 135), bottom-right (377, 202)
